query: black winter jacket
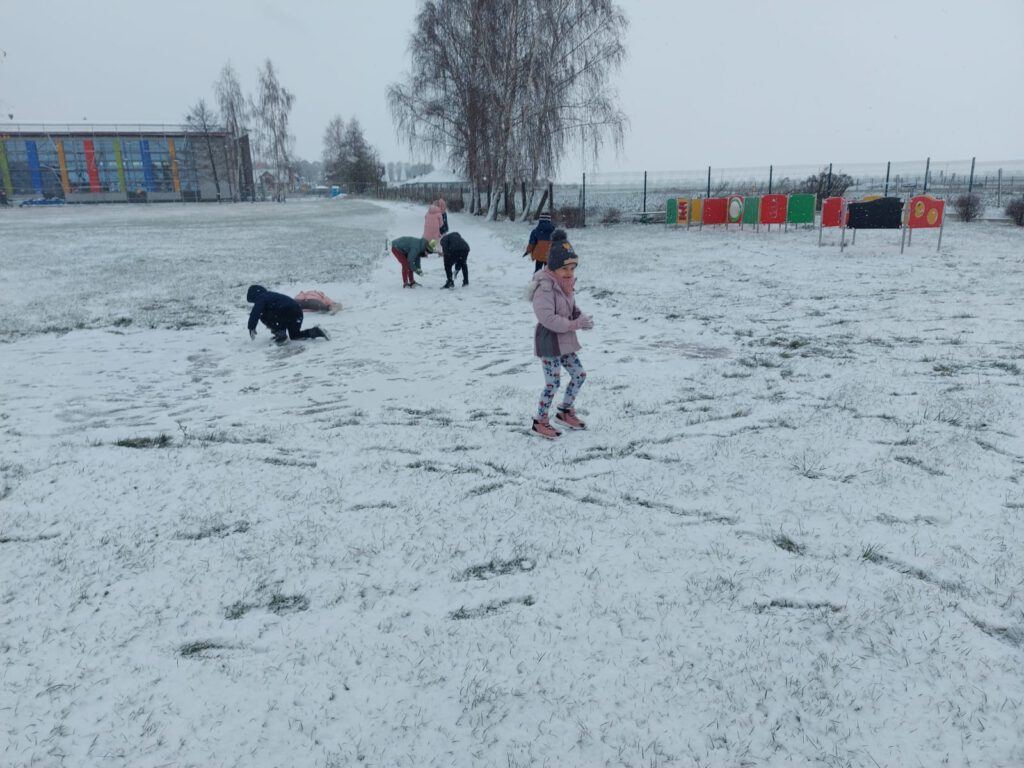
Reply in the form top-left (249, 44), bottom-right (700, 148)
top-left (439, 231), bottom-right (470, 255)
top-left (246, 285), bottom-right (302, 330)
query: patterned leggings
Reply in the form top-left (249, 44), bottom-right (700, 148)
top-left (537, 353), bottom-right (587, 420)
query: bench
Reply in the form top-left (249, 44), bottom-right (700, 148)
top-left (628, 209), bottom-right (667, 223)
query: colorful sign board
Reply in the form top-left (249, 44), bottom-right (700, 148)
top-left (666, 197), bottom-right (691, 226)
top-left (678, 198), bottom-right (690, 225)
top-left (742, 196), bottom-right (759, 225)
top-left (846, 197), bottom-right (903, 229)
top-left (760, 194), bottom-right (788, 225)
top-left (727, 195), bottom-right (744, 224)
top-left (906, 195), bottom-right (944, 229)
top-left (821, 197), bottom-right (846, 228)
top-left (787, 194), bottom-right (815, 225)
top-left (690, 197), bottom-right (702, 224)
top-left (703, 197), bottom-right (728, 225)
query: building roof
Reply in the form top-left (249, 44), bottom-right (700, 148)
top-left (391, 168), bottom-right (466, 187)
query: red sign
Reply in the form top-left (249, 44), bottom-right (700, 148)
top-left (677, 198), bottom-right (689, 224)
top-left (759, 194), bottom-right (788, 225)
top-left (821, 197), bottom-right (846, 228)
top-left (703, 197), bottom-right (728, 225)
top-left (907, 195), bottom-right (944, 229)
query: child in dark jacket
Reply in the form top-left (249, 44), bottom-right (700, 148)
top-left (527, 230), bottom-right (594, 439)
top-left (524, 212), bottom-right (555, 273)
top-left (246, 285), bottom-right (329, 343)
top-left (439, 231), bottom-right (470, 288)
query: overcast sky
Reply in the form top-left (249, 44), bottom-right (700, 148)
top-left (2, 0), bottom-right (1021, 180)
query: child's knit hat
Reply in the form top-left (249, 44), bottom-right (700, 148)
top-left (538, 212), bottom-right (551, 223)
top-left (547, 229), bottom-right (577, 271)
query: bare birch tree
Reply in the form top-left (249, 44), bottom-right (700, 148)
top-left (322, 116), bottom-right (347, 173)
top-left (184, 99), bottom-right (222, 200)
top-left (388, 0), bottom-right (628, 220)
top-left (215, 62), bottom-right (249, 200)
top-left (252, 59), bottom-right (295, 202)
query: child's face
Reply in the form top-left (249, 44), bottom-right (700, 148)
top-left (554, 263), bottom-right (577, 278)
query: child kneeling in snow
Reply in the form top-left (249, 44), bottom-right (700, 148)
top-left (246, 285), bottom-right (329, 343)
top-left (527, 230), bottom-right (593, 439)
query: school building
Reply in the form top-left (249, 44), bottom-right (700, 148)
top-left (0, 124), bottom-right (255, 203)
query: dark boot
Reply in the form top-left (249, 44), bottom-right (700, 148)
top-left (441, 281), bottom-right (454, 289)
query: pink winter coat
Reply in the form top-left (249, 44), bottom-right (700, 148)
top-left (529, 269), bottom-right (582, 358)
top-left (294, 290), bottom-right (339, 313)
top-left (423, 204), bottom-right (444, 241)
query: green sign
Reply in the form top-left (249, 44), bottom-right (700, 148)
top-left (742, 196), bottom-right (759, 225)
top-left (787, 194), bottom-right (816, 224)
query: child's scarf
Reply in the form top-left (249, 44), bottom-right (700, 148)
top-left (552, 272), bottom-right (575, 301)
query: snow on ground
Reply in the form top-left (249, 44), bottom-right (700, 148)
top-left (1, 198), bottom-right (1023, 767)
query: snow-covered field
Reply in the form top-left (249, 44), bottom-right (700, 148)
top-left (2, 198), bottom-right (1023, 767)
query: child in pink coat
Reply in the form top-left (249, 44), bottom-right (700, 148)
top-left (527, 230), bottom-right (594, 439)
top-left (423, 199), bottom-right (448, 242)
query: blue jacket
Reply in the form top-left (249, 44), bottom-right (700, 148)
top-left (527, 219), bottom-right (555, 263)
top-left (246, 285), bottom-right (301, 330)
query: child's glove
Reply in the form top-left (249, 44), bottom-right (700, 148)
top-left (574, 314), bottom-right (594, 330)
top-left (415, 268), bottom-right (424, 276)
top-left (249, 329), bottom-right (257, 340)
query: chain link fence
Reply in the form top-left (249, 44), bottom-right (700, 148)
top-left (341, 158), bottom-right (1024, 225)
top-left (553, 159), bottom-right (1024, 224)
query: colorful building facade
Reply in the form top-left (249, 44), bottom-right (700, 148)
top-left (0, 124), bottom-right (254, 203)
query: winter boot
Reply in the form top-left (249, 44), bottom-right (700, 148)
top-left (306, 326), bottom-right (330, 340)
top-left (555, 406), bottom-right (586, 430)
top-left (441, 280), bottom-right (454, 289)
top-left (531, 417), bottom-right (561, 440)
top-left (272, 329), bottom-right (288, 345)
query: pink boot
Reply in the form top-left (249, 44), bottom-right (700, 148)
top-left (555, 406), bottom-right (586, 430)
top-left (531, 417), bottom-right (561, 439)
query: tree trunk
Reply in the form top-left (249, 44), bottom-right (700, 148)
top-left (486, 185), bottom-right (501, 221)
top-left (533, 188), bottom-right (549, 220)
top-left (519, 186), bottom-right (538, 222)
top-left (504, 182), bottom-right (514, 220)
top-left (203, 137), bottom-right (222, 200)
